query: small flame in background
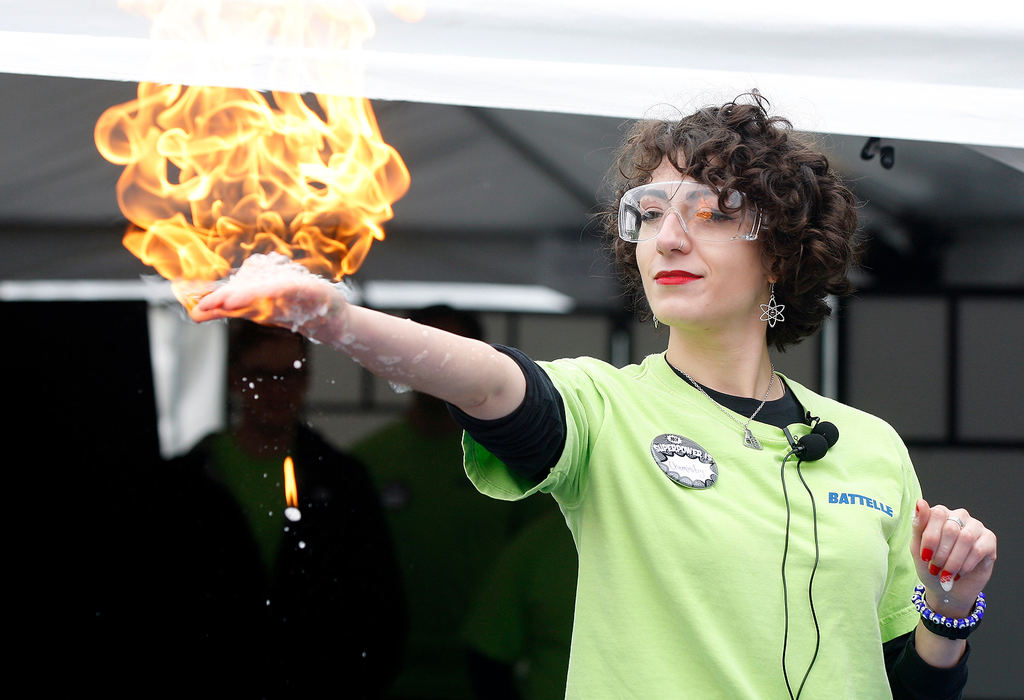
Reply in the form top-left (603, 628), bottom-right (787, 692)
top-left (283, 455), bottom-right (298, 509)
top-left (94, 0), bottom-right (412, 316)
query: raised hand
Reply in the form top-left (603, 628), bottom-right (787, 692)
top-left (911, 498), bottom-right (997, 617)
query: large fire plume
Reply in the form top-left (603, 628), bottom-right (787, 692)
top-left (94, 1), bottom-right (411, 314)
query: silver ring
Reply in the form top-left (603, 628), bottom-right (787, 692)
top-left (947, 516), bottom-right (966, 530)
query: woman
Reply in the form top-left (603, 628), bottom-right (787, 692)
top-left (191, 93), bottom-right (997, 699)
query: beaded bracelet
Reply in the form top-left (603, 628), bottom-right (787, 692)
top-left (911, 584), bottom-right (986, 640)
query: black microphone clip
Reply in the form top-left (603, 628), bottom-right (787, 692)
top-left (783, 420), bottom-right (839, 462)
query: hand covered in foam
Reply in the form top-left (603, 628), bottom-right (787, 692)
top-left (189, 253), bottom-right (350, 342)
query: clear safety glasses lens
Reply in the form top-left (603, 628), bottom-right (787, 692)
top-left (618, 181), bottom-right (761, 243)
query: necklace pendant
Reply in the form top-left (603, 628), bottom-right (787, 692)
top-left (743, 428), bottom-right (763, 450)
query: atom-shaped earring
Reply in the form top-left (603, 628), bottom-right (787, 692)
top-left (760, 283), bottom-right (785, 328)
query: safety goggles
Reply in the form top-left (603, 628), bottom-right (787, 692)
top-left (618, 181), bottom-right (761, 243)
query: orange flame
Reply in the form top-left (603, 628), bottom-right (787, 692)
top-left (94, 3), bottom-right (410, 316)
top-left (283, 455), bottom-right (298, 508)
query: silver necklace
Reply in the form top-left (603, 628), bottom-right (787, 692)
top-left (680, 363), bottom-right (776, 450)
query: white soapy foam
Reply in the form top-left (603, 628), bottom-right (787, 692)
top-left (388, 380), bottom-right (412, 394)
top-left (377, 355), bottom-right (402, 366)
top-left (217, 253), bottom-right (349, 331)
top-left (411, 350), bottom-right (428, 364)
top-left (227, 252), bottom-right (322, 286)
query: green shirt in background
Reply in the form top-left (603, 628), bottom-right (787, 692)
top-left (353, 418), bottom-right (552, 699)
top-left (209, 432), bottom-right (287, 571)
top-left (462, 510), bottom-right (577, 700)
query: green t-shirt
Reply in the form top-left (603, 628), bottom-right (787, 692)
top-left (209, 432), bottom-right (288, 571)
top-left (462, 510), bottom-right (577, 700)
top-left (464, 353), bottom-right (921, 699)
top-left (352, 418), bottom-right (548, 699)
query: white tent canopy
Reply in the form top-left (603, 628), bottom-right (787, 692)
top-left (1, 0), bottom-right (1022, 299)
top-left (2, 0), bottom-right (1023, 148)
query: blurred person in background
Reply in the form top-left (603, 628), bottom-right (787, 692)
top-left (352, 305), bottom-right (550, 699)
top-left (162, 321), bottom-right (406, 698)
top-left (463, 508), bottom-right (576, 700)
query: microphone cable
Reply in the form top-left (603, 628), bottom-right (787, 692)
top-left (779, 448), bottom-right (823, 700)
top-left (794, 459), bottom-right (822, 700)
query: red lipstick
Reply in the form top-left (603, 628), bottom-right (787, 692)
top-left (655, 270), bottom-right (701, 285)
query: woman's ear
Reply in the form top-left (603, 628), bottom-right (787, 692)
top-left (762, 254), bottom-right (779, 283)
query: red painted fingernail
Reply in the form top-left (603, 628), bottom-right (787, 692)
top-left (929, 563), bottom-right (941, 576)
top-left (921, 548), bottom-right (933, 562)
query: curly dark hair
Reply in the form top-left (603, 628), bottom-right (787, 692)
top-left (603, 91), bottom-right (861, 351)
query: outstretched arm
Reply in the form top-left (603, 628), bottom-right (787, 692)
top-left (189, 273), bottom-right (526, 420)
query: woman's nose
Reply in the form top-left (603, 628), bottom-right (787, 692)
top-left (655, 208), bottom-right (693, 253)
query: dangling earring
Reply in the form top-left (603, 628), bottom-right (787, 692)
top-left (653, 315), bottom-right (660, 329)
top-left (759, 282), bottom-right (785, 328)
